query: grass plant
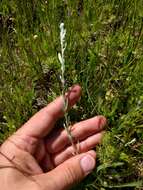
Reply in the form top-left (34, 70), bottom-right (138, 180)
top-left (0, 0), bottom-right (143, 189)
top-left (58, 22), bottom-right (78, 155)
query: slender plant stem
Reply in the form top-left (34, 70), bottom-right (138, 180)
top-left (58, 23), bottom-right (79, 155)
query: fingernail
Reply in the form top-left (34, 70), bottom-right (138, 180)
top-left (80, 155), bottom-right (95, 175)
top-left (99, 116), bottom-right (107, 129)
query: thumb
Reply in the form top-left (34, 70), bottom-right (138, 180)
top-left (36, 151), bottom-right (96, 190)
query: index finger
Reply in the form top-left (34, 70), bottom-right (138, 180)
top-left (17, 85), bottom-right (81, 138)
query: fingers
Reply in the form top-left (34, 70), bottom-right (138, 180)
top-left (35, 151), bottom-right (96, 190)
top-left (16, 85), bottom-right (81, 139)
top-left (46, 116), bottom-right (106, 153)
top-left (52, 131), bottom-right (105, 166)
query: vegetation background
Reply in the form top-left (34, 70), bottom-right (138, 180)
top-left (0, 0), bottom-right (143, 189)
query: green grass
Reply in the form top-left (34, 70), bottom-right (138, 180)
top-left (0, 0), bottom-right (143, 189)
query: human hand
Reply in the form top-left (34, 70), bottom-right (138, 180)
top-left (0, 85), bottom-right (106, 190)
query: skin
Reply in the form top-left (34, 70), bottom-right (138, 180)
top-left (0, 85), bottom-right (106, 190)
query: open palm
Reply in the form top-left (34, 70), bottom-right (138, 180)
top-left (0, 85), bottom-right (106, 190)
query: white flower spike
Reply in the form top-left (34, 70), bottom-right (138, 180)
top-left (58, 22), bottom-right (79, 155)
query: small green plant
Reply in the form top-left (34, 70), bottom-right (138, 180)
top-left (1, 1), bottom-right (143, 189)
top-left (58, 23), bottom-right (79, 155)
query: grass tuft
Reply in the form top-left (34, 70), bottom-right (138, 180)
top-left (0, 0), bottom-right (143, 189)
